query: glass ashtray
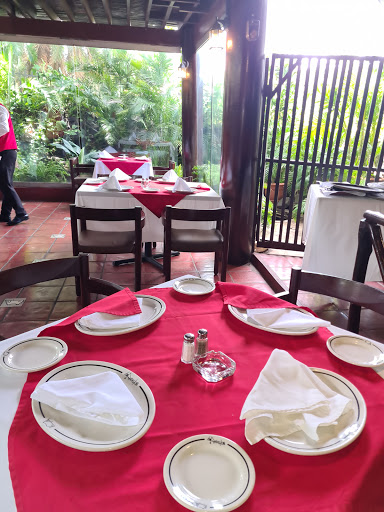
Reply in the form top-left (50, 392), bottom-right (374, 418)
top-left (192, 350), bottom-right (236, 382)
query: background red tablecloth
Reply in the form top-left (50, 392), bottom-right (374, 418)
top-left (8, 285), bottom-right (384, 511)
top-left (99, 157), bottom-right (150, 175)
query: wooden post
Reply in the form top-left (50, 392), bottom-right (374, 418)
top-left (221, 0), bottom-right (267, 265)
top-left (181, 26), bottom-right (198, 177)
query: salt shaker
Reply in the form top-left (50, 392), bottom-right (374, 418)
top-left (181, 333), bottom-right (195, 364)
top-left (195, 329), bottom-right (208, 357)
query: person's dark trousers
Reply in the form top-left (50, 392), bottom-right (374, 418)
top-left (0, 149), bottom-right (26, 218)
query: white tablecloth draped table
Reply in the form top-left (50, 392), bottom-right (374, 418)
top-left (75, 181), bottom-right (225, 243)
top-left (302, 184), bottom-right (384, 281)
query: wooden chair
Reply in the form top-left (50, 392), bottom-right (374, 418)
top-left (70, 205), bottom-right (145, 291)
top-left (348, 210), bottom-right (384, 331)
top-left (163, 206), bottom-right (231, 282)
top-left (281, 266), bottom-right (384, 333)
top-left (0, 254), bottom-right (123, 309)
top-left (69, 157), bottom-right (95, 200)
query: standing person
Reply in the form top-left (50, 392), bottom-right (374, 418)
top-left (0, 103), bottom-right (28, 226)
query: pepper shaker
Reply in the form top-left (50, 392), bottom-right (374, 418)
top-left (195, 329), bottom-right (208, 357)
top-left (181, 333), bottom-right (195, 364)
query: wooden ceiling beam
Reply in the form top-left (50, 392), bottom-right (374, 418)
top-left (35, 0), bottom-right (61, 21)
top-left (79, 0), bottom-right (95, 23)
top-left (102, 0), bottom-right (113, 25)
top-left (162, 0), bottom-right (174, 28)
top-left (126, 0), bottom-right (130, 25)
top-left (145, 0), bottom-right (152, 28)
top-left (59, 0), bottom-right (75, 22)
top-left (0, 0), bottom-right (14, 16)
top-left (178, 0), bottom-right (198, 29)
top-left (0, 16), bottom-right (181, 52)
top-left (13, 0), bottom-right (36, 18)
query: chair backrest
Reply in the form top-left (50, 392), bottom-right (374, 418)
top-left (0, 254), bottom-right (123, 308)
top-left (69, 204), bottom-right (144, 250)
top-left (352, 210), bottom-right (384, 283)
top-left (69, 157), bottom-right (95, 199)
top-left (164, 206), bottom-right (231, 224)
top-left (286, 266), bottom-right (384, 333)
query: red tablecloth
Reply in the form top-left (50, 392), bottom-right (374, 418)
top-left (99, 157), bottom-right (150, 175)
top-left (128, 182), bottom-right (204, 217)
top-left (8, 285), bottom-right (384, 511)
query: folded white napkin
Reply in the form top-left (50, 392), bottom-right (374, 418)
top-left (247, 307), bottom-right (330, 331)
top-left (172, 177), bottom-right (192, 193)
top-left (135, 156), bottom-right (149, 160)
top-left (31, 371), bottom-right (145, 426)
top-left (162, 169), bottom-right (179, 182)
top-left (110, 168), bottom-right (129, 181)
top-left (104, 146), bottom-right (117, 153)
top-left (78, 298), bottom-right (143, 331)
top-left (240, 349), bottom-right (352, 444)
top-left (97, 175), bottom-right (122, 191)
top-left (99, 150), bottom-right (114, 159)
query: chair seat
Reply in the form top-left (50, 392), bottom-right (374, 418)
top-left (170, 228), bottom-right (223, 252)
top-left (78, 230), bottom-right (136, 253)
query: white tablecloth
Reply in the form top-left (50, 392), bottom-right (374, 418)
top-left (93, 159), bottom-right (154, 179)
top-left (302, 184), bottom-right (384, 281)
top-left (75, 181), bottom-right (225, 243)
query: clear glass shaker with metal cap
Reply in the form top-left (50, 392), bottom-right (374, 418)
top-left (181, 333), bottom-right (195, 364)
top-left (195, 329), bottom-right (208, 357)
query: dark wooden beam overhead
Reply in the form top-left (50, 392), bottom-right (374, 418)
top-left (102, 0), bottom-right (113, 25)
top-left (126, 0), bottom-right (131, 26)
top-left (35, 0), bottom-right (61, 21)
top-left (162, 0), bottom-right (174, 28)
top-left (0, 16), bottom-right (181, 51)
top-left (79, 0), bottom-right (95, 24)
top-left (59, 0), bottom-right (75, 23)
top-left (0, 0), bottom-right (14, 16)
top-left (145, 0), bottom-right (153, 28)
top-left (13, 0), bottom-right (35, 18)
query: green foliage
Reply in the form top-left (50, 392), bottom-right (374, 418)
top-left (15, 157), bottom-right (68, 182)
top-left (0, 43), bottom-right (182, 181)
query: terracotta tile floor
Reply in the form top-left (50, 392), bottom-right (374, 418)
top-left (0, 201), bottom-right (383, 343)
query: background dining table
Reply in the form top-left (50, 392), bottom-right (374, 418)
top-left (1, 276), bottom-right (384, 511)
top-left (302, 184), bottom-right (384, 280)
top-left (75, 179), bottom-right (225, 243)
top-left (93, 157), bottom-right (154, 179)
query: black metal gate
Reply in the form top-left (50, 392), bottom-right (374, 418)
top-left (254, 54), bottom-right (384, 251)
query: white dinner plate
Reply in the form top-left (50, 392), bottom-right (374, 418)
top-left (163, 434), bottom-right (255, 512)
top-left (165, 186), bottom-right (193, 194)
top-left (227, 305), bottom-right (319, 336)
top-left (326, 335), bottom-right (384, 368)
top-left (31, 360), bottom-right (155, 452)
top-left (74, 295), bottom-right (166, 336)
top-left (173, 277), bottom-right (215, 296)
top-left (86, 178), bottom-right (106, 184)
top-left (142, 187), bottom-right (159, 193)
top-left (120, 185), bottom-right (133, 191)
top-left (0, 337), bottom-right (68, 372)
top-left (264, 368), bottom-right (366, 456)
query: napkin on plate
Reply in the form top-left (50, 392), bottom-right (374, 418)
top-left (240, 349), bottom-right (352, 444)
top-left (97, 175), bottom-right (122, 191)
top-left (31, 371), bottom-right (145, 426)
top-left (99, 150), bottom-right (114, 159)
top-left (78, 298), bottom-right (143, 331)
top-left (162, 169), bottom-right (179, 182)
top-left (104, 145), bottom-right (117, 154)
top-left (247, 307), bottom-right (330, 331)
top-left (172, 177), bottom-right (192, 193)
top-left (110, 167), bottom-right (129, 181)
